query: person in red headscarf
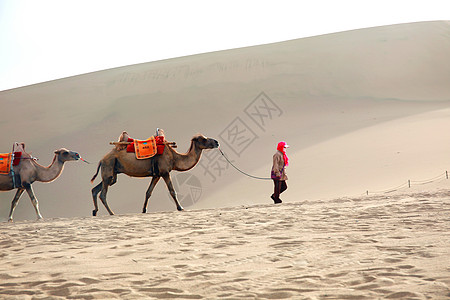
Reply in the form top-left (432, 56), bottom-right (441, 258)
top-left (271, 141), bottom-right (289, 204)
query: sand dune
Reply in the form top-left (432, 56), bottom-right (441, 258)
top-left (0, 191), bottom-right (448, 299)
top-left (1, 20), bottom-right (449, 221)
top-left (1, 20), bottom-right (450, 299)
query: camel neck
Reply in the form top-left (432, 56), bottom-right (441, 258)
top-left (34, 155), bottom-right (65, 183)
top-left (172, 141), bottom-right (202, 172)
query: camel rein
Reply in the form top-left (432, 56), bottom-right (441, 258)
top-left (217, 147), bottom-right (271, 180)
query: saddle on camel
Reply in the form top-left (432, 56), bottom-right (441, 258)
top-left (0, 142), bottom-right (28, 188)
top-left (109, 129), bottom-right (177, 176)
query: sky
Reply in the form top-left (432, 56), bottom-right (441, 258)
top-left (0, 0), bottom-right (448, 91)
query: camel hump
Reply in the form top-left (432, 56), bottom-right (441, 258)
top-left (156, 128), bottom-right (165, 138)
top-left (13, 142), bottom-right (25, 153)
top-left (118, 131), bottom-right (130, 142)
top-left (112, 129), bottom-right (171, 151)
top-left (115, 131), bottom-right (130, 151)
top-left (118, 129), bottom-right (163, 142)
top-left (11, 142), bottom-right (26, 167)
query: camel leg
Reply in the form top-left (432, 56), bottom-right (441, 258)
top-left (143, 176), bottom-right (160, 213)
top-left (8, 188), bottom-right (25, 222)
top-left (162, 174), bottom-right (184, 211)
top-left (91, 182), bottom-right (102, 216)
top-left (99, 181), bottom-right (115, 215)
top-left (24, 184), bottom-right (43, 220)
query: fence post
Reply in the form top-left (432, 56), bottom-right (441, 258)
top-left (446, 171), bottom-right (448, 179)
top-left (408, 180), bottom-right (411, 188)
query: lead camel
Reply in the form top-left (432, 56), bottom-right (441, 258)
top-left (90, 134), bottom-right (219, 216)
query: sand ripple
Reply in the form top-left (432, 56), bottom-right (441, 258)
top-left (0, 191), bottom-right (449, 299)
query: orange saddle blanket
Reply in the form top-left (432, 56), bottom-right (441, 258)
top-left (126, 136), bottom-right (165, 159)
top-left (133, 137), bottom-right (157, 159)
top-left (0, 153), bottom-right (12, 174)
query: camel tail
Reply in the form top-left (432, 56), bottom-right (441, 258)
top-left (91, 162), bottom-right (101, 184)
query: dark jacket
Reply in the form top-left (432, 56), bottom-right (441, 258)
top-left (271, 150), bottom-right (288, 180)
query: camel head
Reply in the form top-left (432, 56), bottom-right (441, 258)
top-left (191, 134), bottom-right (219, 150)
top-left (54, 148), bottom-right (81, 163)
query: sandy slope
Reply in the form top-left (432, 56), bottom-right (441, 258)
top-left (0, 190), bottom-right (448, 299)
top-left (1, 17), bottom-right (450, 298)
top-left (0, 21), bottom-right (450, 223)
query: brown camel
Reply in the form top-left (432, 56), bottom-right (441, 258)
top-left (0, 148), bottom-right (81, 222)
top-left (90, 134), bottom-right (219, 216)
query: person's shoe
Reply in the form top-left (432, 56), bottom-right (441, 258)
top-left (271, 195), bottom-right (282, 204)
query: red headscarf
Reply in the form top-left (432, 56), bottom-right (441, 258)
top-left (277, 141), bottom-right (289, 166)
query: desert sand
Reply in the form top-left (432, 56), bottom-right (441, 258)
top-left (0, 21), bottom-right (450, 298)
top-left (0, 191), bottom-right (449, 299)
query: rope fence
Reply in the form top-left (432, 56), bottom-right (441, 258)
top-left (366, 171), bottom-right (449, 195)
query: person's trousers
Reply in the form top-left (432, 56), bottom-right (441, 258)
top-left (273, 179), bottom-right (287, 200)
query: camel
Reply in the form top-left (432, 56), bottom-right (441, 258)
top-left (0, 147), bottom-right (81, 222)
top-left (90, 133), bottom-right (219, 216)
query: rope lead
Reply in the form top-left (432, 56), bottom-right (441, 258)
top-left (218, 147), bottom-right (271, 180)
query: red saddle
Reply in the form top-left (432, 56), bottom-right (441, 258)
top-left (127, 136), bottom-right (165, 155)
